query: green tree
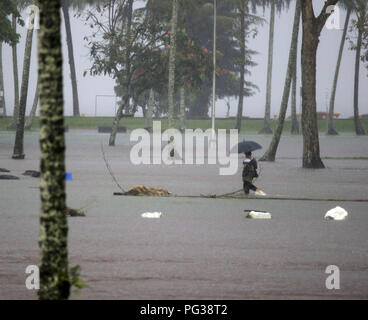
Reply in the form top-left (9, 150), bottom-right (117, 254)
top-left (38, 0), bottom-right (70, 300)
top-left (0, 0), bottom-right (21, 44)
top-left (84, 0), bottom-right (211, 136)
top-left (151, 0), bottom-right (213, 119)
top-left (185, 0), bottom-right (258, 119)
top-left (300, 0), bottom-right (339, 168)
top-left (82, 0), bottom-right (166, 145)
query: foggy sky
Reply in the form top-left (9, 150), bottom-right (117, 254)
top-left (1, 1), bottom-right (367, 119)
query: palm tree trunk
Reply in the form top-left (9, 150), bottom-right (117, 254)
top-left (0, 42), bottom-right (6, 116)
top-left (300, 0), bottom-right (325, 169)
top-left (260, 0), bottom-right (301, 162)
top-left (290, 44), bottom-right (299, 134)
top-left (259, 0), bottom-right (275, 134)
top-left (179, 86), bottom-right (186, 132)
top-left (167, 0), bottom-right (178, 128)
top-left (235, 0), bottom-right (246, 131)
top-left (109, 0), bottom-right (134, 146)
top-left (145, 89), bottom-right (154, 132)
top-left (9, 15), bottom-right (20, 128)
top-left (62, 0), bottom-right (80, 117)
top-left (38, 0), bottom-right (69, 300)
top-left (12, 13), bottom-right (35, 159)
top-left (25, 77), bottom-right (39, 129)
top-left (327, 8), bottom-right (351, 135)
top-left (353, 18), bottom-right (366, 136)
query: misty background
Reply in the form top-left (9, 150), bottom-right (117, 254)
top-left (1, 1), bottom-right (367, 119)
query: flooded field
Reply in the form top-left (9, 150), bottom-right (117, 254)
top-left (1, 130), bottom-right (368, 299)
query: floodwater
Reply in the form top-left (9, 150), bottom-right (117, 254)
top-left (0, 130), bottom-right (368, 299)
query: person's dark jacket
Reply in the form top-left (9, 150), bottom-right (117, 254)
top-left (242, 158), bottom-right (258, 182)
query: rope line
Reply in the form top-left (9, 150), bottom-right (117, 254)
top-left (101, 142), bottom-right (126, 193)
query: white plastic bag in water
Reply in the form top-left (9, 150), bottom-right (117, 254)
top-left (141, 212), bottom-right (162, 218)
top-left (324, 206), bottom-right (348, 221)
top-left (246, 211), bottom-right (272, 219)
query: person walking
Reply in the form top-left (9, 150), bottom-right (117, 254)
top-left (242, 152), bottom-right (266, 196)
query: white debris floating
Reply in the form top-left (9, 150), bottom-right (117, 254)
top-left (324, 206), bottom-right (348, 221)
top-left (246, 211), bottom-right (272, 219)
top-left (141, 212), bottom-right (162, 218)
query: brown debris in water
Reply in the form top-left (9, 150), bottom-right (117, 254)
top-left (122, 185), bottom-right (172, 196)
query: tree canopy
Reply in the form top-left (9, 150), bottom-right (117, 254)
top-left (0, 0), bottom-right (22, 45)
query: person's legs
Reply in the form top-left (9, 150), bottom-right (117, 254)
top-left (243, 181), bottom-right (250, 195)
top-left (244, 181), bottom-right (258, 192)
top-left (244, 181), bottom-right (256, 193)
top-left (244, 181), bottom-right (266, 196)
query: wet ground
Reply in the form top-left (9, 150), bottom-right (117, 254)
top-left (0, 130), bottom-right (368, 299)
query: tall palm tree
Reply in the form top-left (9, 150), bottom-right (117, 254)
top-left (349, 0), bottom-right (367, 135)
top-left (260, 0), bottom-right (301, 161)
top-left (25, 77), bottom-right (39, 129)
top-left (290, 51), bottom-right (299, 134)
top-left (38, 0), bottom-right (70, 300)
top-left (259, 0), bottom-right (275, 134)
top-left (0, 0), bottom-right (18, 117)
top-left (8, 0), bottom-right (29, 128)
top-left (257, 0), bottom-right (291, 134)
top-left (327, 1), bottom-right (352, 135)
top-left (0, 42), bottom-right (6, 116)
top-left (62, 0), bottom-right (80, 116)
top-left (8, 14), bottom-right (20, 128)
top-left (28, 0), bottom-right (88, 129)
top-left (12, 1), bottom-right (36, 159)
top-left (1, 0), bottom-right (22, 119)
top-left (167, 0), bottom-right (178, 129)
top-left (63, 0), bottom-right (112, 119)
top-left (234, 0), bottom-right (248, 131)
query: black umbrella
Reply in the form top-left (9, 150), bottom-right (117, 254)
top-left (236, 140), bottom-right (262, 154)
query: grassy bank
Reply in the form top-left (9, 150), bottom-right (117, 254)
top-left (1, 116), bottom-right (368, 133)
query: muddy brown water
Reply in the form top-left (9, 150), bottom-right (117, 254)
top-left (0, 130), bottom-right (368, 299)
